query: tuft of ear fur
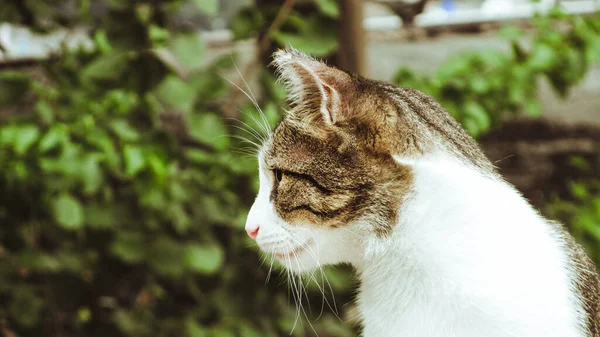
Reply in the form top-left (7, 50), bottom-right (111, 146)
top-left (271, 48), bottom-right (349, 126)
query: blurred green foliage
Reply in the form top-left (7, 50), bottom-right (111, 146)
top-left (0, 1), bottom-right (352, 336)
top-left (547, 155), bottom-right (600, 264)
top-left (394, 10), bottom-right (600, 137)
top-left (231, 0), bottom-right (339, 57)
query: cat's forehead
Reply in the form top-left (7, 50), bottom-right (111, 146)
top-left (263, 120), bottom-right (373, 187)
top-left (265, 120), bottom-right (347, 168)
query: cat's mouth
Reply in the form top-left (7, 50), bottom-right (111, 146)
top-left (272, 239), bottom-right (314, 260)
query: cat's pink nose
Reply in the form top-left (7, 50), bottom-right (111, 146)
top-left (246, 225), bottom-right (260, 240)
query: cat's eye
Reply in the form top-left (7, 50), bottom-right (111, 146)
top-left (273, 169), bottom-right (283, 183)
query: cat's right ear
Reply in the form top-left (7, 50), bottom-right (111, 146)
top-left (271, 48), bottom-right (351, 127)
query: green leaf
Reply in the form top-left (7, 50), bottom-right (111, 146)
top-left (77, 307), bottom-right (92, 323)
top-left (154, 75), bottom-right (197, 112)
top-left (151, 48), bottom-right (186, 77)
top-left (14, 125), bottom-right (40, 155)
top-left (569, 156), bottom-right (590, 171)
top-left (185, 243), bottom-right (224, 274)
top-left (134, 3), bottom-right (152, 24)
top-left (198, 195), bottom-right (235, 223)
top-left (148, 238), bottom-right (186, 277)
top-left (35, 100), bottom-right (54, 124)
top-left (192, 0), bottom-right (219, 16)
top-left (168, 204), bottom-right (191, 233)
top-left (18, 250), bottom-right (62, 272)
top-left (571, 182), bottom-right (588, 199)
top-left (463, 118), bottom-right (480, 137)
top-left (470, 76), bottom-right (489, 94)
top-left (53, 193), bottom-right (85, 230)
top-left (0, 71), bottom-right (31, 107)
top-left (272, 15), bottom-right (339, 56)
top-left (464, 101), bottom-right (491, 135)
top-left (88, 129), bottom-right (121, 170)
top-left (110, 119), bottom-right (140, 141)
top-left (172, 33), bottom-right (205, 72)
top-left (123, 145), bottom-right (146, 176)
top-left (55, 250), bottom-right (84, 271)
top-left (273, 29), bottom-right (338, 57)
top-left (85, 203), bottom-right (125, 229)
top-left (93, 30), bottom-right (112, 53)
top-left (230, 7), bottom-right (263, 40)
top-left (528, 44), bottom-right (557, 71)
top-left (82, 52), bottom-right (130, 80)
top-left (38, 124), bottom-right (68, 153)
top-left (114, 309), bottom-right (151, 335)
top-left (210, 327), bottom-right (236, 337)
top-left (240, 326), bottom-right (262, 337)
top-left (499, 25), bottom-right (523, 40)
top-left (149, 25), bottom-right (170, 46)
top-left (9, 287), bottom-right (44, 327)
top-left (110, 233), bottom-right (145, 263)
top-left (186, 318), bottom-right (209, 337)
top-left (190, 70), bottom-right (227, 101)
top-left (80, 154), bottom-right (103, 194)
top-left (146, 152), bottom-right (168, 181)
top-left (187, 113), bottom-right (229, 150)
top-left (320, 267), bottom-right (352, 291)
top-left (315, 0), bottom-right (339, 18)
top-left (524, 99), bottom-right (542, 117)
top-left (0, 124), bottom-right (18, 146)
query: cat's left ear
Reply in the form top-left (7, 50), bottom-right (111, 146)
top-left (272, 48), bottom-right (351, 126)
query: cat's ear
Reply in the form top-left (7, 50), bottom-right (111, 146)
top-left (272, 48), bottom-right (350, 126)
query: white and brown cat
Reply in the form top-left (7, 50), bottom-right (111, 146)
top-left (244, 48), bottom-right (600, 337)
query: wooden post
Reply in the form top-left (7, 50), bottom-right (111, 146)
top-left (338, 0), bottom-right (366, 76)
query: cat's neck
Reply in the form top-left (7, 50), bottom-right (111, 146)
top-left (350, 153), bottom-right (581, 337)
top-left (356, 153), bottom-right (506, 267)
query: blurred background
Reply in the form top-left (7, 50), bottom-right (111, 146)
top-left (0, 0), bottom-right (599, 336)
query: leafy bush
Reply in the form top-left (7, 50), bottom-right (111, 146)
top-left (547, 155), bottom-right (600, 265)
top-left (394, 10), bottom-right (600, 137)
top-left (0, 1), bottom-right (353, 336)
top-left (230, 0), bottom-right (339, 57)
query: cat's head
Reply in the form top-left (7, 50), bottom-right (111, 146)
top-left (245, 48), bottom-right (490, 273)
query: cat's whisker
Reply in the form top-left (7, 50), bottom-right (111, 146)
top-left (228, 120), bottom-right (267, 144)
top-left (285, 242), bottom-right (303, 334)
top-left (295, 253), bottom-right (319, 337)
top-left (231, 147), bottom-right (259, 157)
top-left (266, 246), bottom-right (275, 285)
top-left (229, 135), bottom-right (262, 150)
top-left (288, 241), bottom-right (314, 312)
top-left (220, 73), bottom-right (271, 140)
top-left (232, 61), bottom-right (273, 139)
top-left (229, 125), bottom-right (262, 147)
top-left (287, 233), bottom-right (340, 320)
top-left (220, 73), bottom-right (261, 113)
top-left (239, 109), bottom-right (270, 143)
top-left (231, 149), bottom-right (259, 159)
top-left (285, 247), bottom-right (309, 335)
top-left (289, 245), bottom-right (320, 337)
top-left (297, 233), bottom-right (341, 319)
top-left (230, 142), bottom-right (260, 156)
top-left (232, 152), bottom-right (258, 159)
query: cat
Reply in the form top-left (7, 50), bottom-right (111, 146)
top-left (244, 48), bottom-right (600, 337)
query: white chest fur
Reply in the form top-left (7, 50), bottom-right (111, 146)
top-left (355, 155), bottom-right (585, 337)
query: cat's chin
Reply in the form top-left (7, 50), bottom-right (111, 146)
top-left (271, 240), bottom-right (322, 273)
